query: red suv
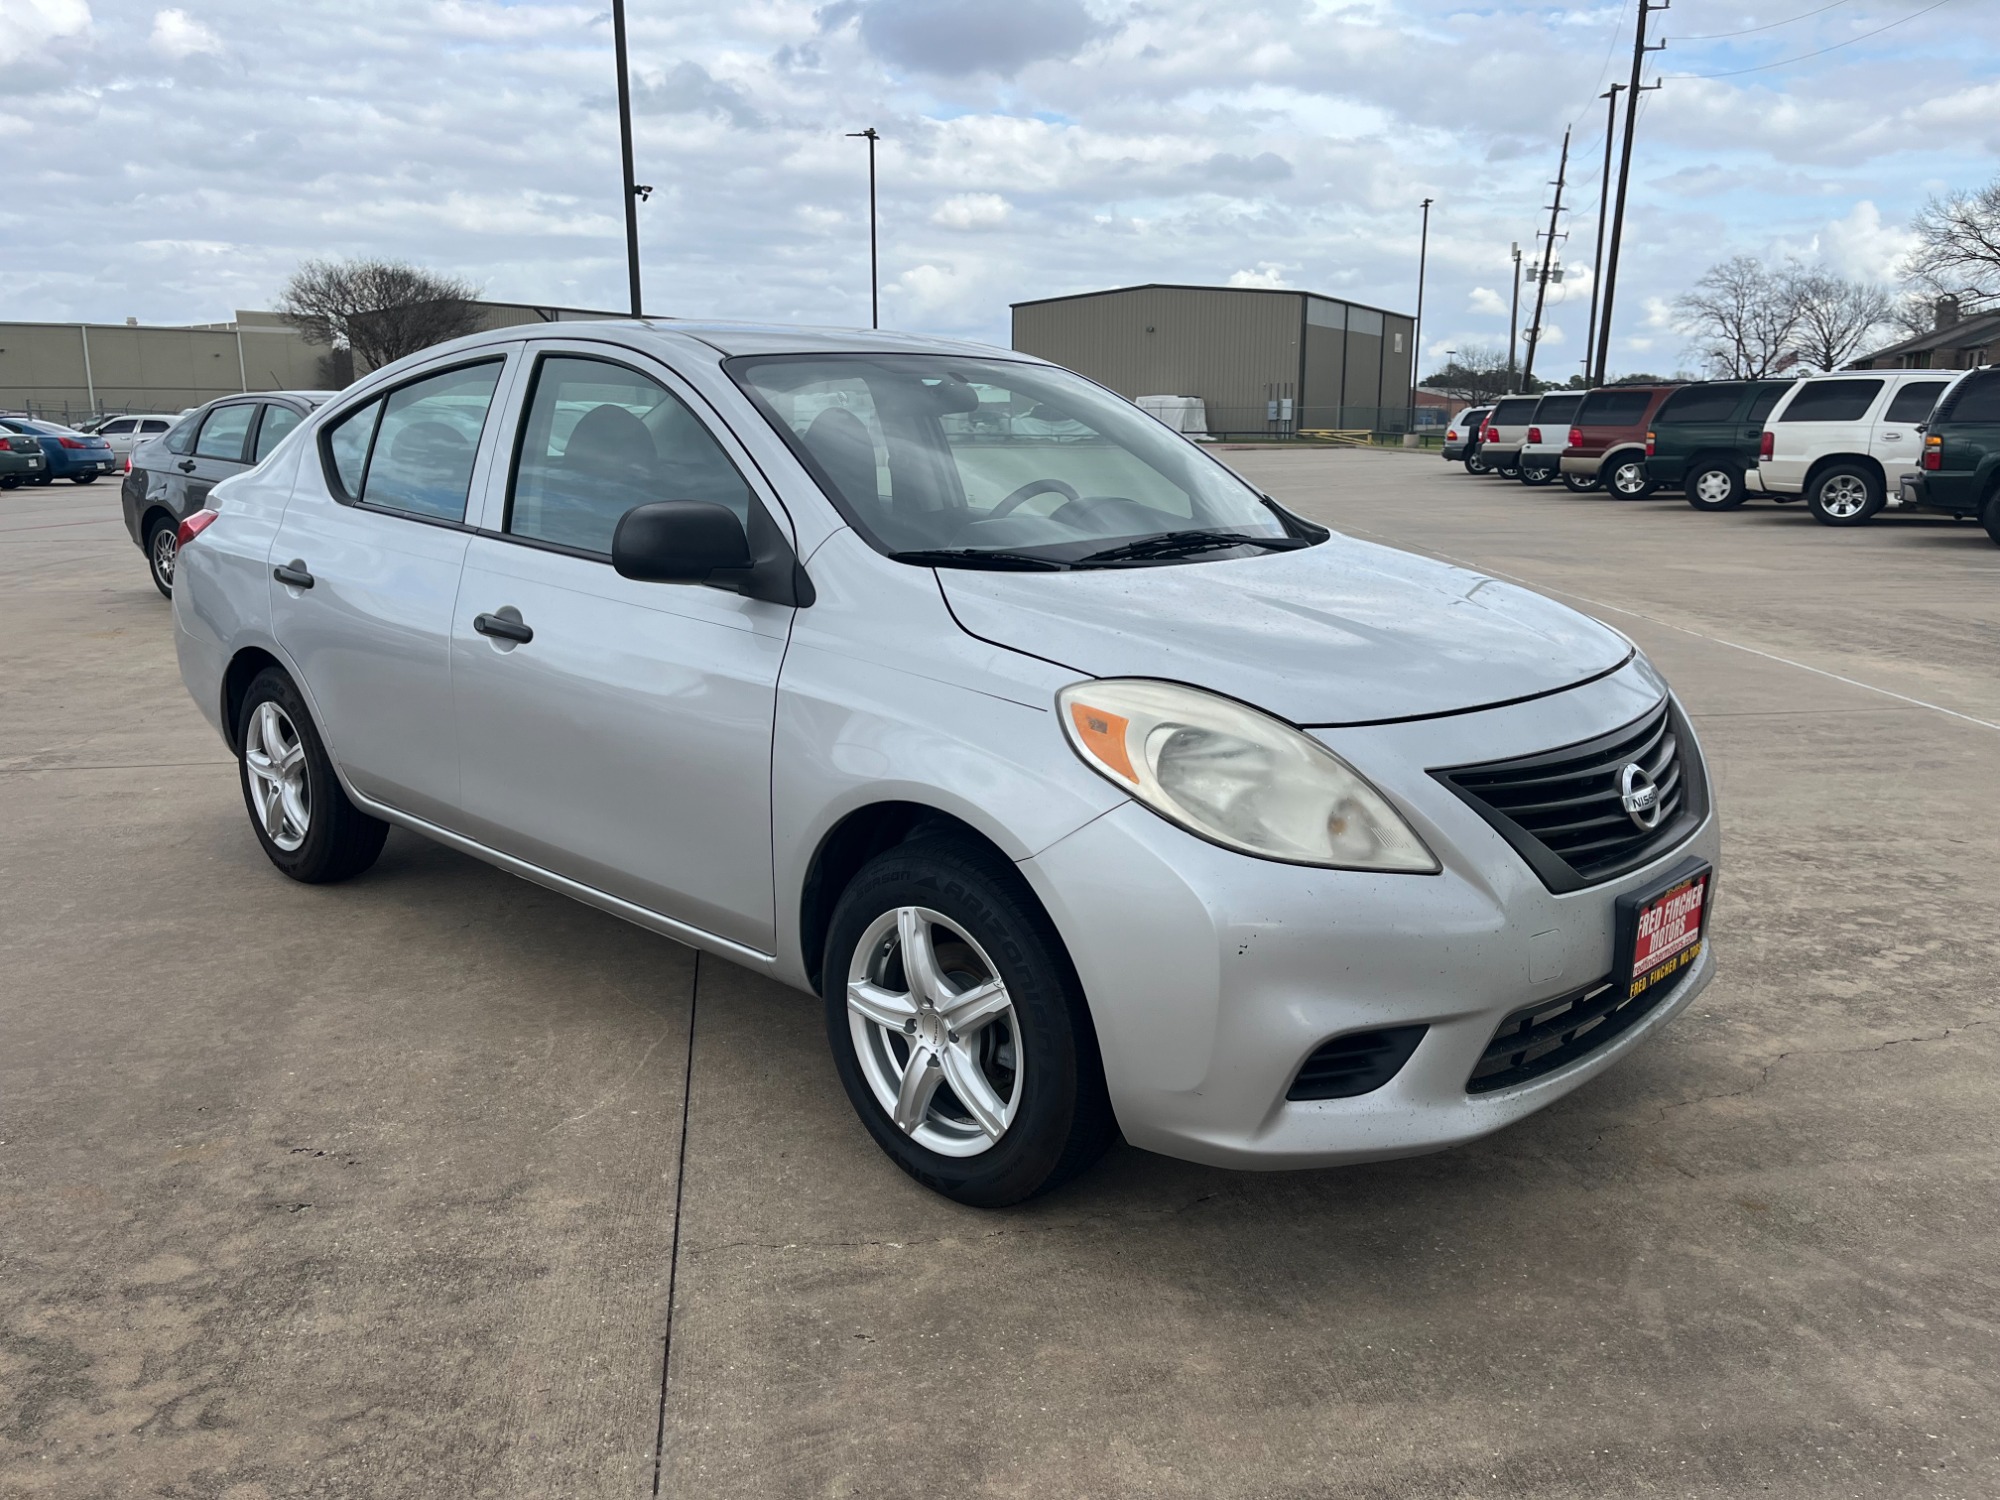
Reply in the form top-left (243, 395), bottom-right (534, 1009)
top-left (1559, 385), bottom-right (1681, 497)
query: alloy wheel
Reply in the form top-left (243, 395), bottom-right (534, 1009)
top-left (243, 700), bottom-right (311, 852)
top-left (1694, 470), bottom-right (1734, 505)
top-left (1819, 473), bottom-right (1870, 518)
top-left (846, 905), bottom-right (1022, 1157)
top-left (150, 527), bottom-right (177, 592)
top-left (1612, 461), bottom-right (1650, 496)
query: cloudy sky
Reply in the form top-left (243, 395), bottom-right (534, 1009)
top-left (3, 0), bottom-right (1993, 376)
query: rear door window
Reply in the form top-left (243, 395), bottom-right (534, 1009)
top-left (253, 404), bottom-right (302, 462)
top-left (1488, 397), bottom-right (1539, 426)
top-left (1778, 379), bottom-right (1884, 423)
top-left (193, 404), bottom-right (257, 462)
top-left (1883, 380), bottom-right (1949, 424)
top-left (140, 419), bottom-right (171, 434)
top-left (1576, 389), bottom-right (1654, 425)
top-left (1654, 385), bottom-right (1742, 424)
top-left (318, 360), bottom-right (504, 521)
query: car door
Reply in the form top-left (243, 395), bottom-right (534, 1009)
top-left (449, 344), bottom-right (793, 952)
top-left (98, 417), bottom-right (137, 457)
top-left (181, 401), bottom-right (260, 509)
top-left (267, 351), bottom-right (515, 825)
top-left (1871, 376), bottom-right (1950, 479)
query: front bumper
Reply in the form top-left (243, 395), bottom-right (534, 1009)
top-left (1020, 661), bottom-right (1719, 1170)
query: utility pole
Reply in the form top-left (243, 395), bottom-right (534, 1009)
top-left (847, 127), bottom-right (881, 328)
top-left (1412, 197), bottom-right (1433, 430)
top-left (1583, 82), bottom-right (1625, 383)
top-left (611, 0), bottom-right (649, 318)
top-left (1508, 243), bottom-right (1523, 385)
top-left (1521, 127), bottom-right (1570, 388)
top-left (1594, 1), bottom-right (1668, 386)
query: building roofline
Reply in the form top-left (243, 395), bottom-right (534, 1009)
top-left (1009, 281), bottom-right (1411, 321)
top-left (1853, 308), bottom-right (2000, 363)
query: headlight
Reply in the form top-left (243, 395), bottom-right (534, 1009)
top-left (1057, 679), bottom-right (1439, 873)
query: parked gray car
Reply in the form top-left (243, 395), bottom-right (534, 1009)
top-left (0, 426), bottom-right (46, 488)
top-left (170, 322), bottom-right (1720, 1206)
top-left (123, 390), bottom-right (332, 595)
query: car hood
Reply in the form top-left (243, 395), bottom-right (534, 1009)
top-left (937, 533), bottom-right (1632, 725)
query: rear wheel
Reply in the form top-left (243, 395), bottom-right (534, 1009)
top-left (1684, 460), bottom-right (1747, 511)
top-left (1806, 464), bottom-right (1883, 526)
top-left (1464, 453), bottom-right (1490, 475)
top-left (236, 668), bottom-right (388, 884)
top-left (69, 473), bottom-right (98, 485)
top-left (1495, 460), bottom-right (1521, 479)
top-left (144, 515), bottom-right (177, 598)
top-left (1982, 491), bottom-right (2000, 548)
top-left (1606, 456), bottom-right (1657, 499)
top-left (823, 837), bottom-right (1113, 1207)
top-left (1519, 462), bottom-right (1556, 486)
top-left (1562, 471), bottom-right (1600, 493)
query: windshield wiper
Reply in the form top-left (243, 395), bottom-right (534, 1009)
top-left (890, 547), bottom-right (1069, 571)
top-left (1071, 530), bottom-right (1310, 567)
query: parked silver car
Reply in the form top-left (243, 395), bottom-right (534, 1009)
top-left (171, 322), bottom-right (1720, 1206)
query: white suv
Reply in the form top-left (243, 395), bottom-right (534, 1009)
top-left (1756, 371), bottom-right (1960, 526)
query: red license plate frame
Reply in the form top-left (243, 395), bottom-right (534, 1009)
top-left (1615, 857), bottom-right (1711, 1003)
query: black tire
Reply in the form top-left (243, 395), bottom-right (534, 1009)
top-left (144, 514), bottom-right (177, 599)
top-left (1982, 491), bottom-right (2000, 548)
top-left (70, 473), bottom-right (99, 485)
top-left (235, 668), bottom-right (388, 884)
top-left (1562, 471), bottom-right (1600, 493)
top-left (822, 836), bottom-right (1114, 1208)
top-left (1496, 463), bottom-right (1521, 479)
top-left (1604, 455), bottom-right (1657, 500)
top-left (0, 475), bottom-right (17, 490)
top-left (1806, 463), bottom-right (1884, 526)
top-left (1464, 453), bottom-right (1490, 475)
top-left (30, 474), bottom-right (53, 486)
top-left (1684, 458), bottom-right (1747, 512)
top-left (1519, 462), bottom-right (1556, 487)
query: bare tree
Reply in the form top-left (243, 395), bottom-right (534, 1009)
top-left (1788, 271), bottom-right (1893, 371)
top-left (1673, 256), bottom-right (1803, 378)
top-left (1886, 289), bottom-right (1943, 341)
top-left (277, 258), bottom-right (482, 374)
top-left (1907, 180), bottom-right (2000, 310)
top-left (1421, 345), bottom-right (1540, 402)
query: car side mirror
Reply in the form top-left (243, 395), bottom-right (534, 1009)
top-left (612, 501), bottom-right (752, 583)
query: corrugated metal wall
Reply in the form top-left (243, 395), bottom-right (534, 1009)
top-left (1013, 285), bottom-right (1415, 432)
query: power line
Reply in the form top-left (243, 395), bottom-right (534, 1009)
top-left (1668, 0), bottom-right (1853, 41)
top-left (1665, 0), bottom-right (1955, 78)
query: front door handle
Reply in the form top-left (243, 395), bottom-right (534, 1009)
top-left (1880, 432), bottom-right (1902, 441)
top-left (178, 460), bottom-right (197, 472)
top-left (473, 612), bottom-right (534, 644)
top-left (272, 561), bottom-right (314, 589)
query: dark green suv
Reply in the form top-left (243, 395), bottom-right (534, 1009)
top-left (1897, 366), bottom-right (2000, 545)
top-left (1644, 379), bottom-right (1795, 511)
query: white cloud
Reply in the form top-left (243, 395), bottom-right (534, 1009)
top-left (1228, 263), bottom-right (1291, 289)
top-left (1819, 200), bottom-right (1917, 282)
top-left (0, 0), bottom-right (89, 66)
top-left (1469, 286), bottom-right (1505, 316)
top-left (932, 193), bottom-right (1011, 230)
top-left (150, 7), bottom-right (221, 58)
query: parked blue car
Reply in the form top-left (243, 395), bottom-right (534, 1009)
top-left (0, 417), bottom-right (118, 483)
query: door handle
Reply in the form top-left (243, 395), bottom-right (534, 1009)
top-left (1880, 432), bottom-right (1902, 440)
top-left (272, 561), bottom-right (314, 589)
top-left (178, 460), bottom-right (197, 472)
top-left (473, 612), bottom-right (534, 644)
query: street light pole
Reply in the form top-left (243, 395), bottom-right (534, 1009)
top-left (1411, 197), bottom-right (1433, 431)
top-left (611, 0), bottom-right (650, 318)
top-left (1508, 243), bottom-right (1522, 385)
top-left (847, 127), bottom-right (881, 329)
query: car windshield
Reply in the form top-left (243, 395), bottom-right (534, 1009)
top-left (728, 354), bottom-right (1299, 566)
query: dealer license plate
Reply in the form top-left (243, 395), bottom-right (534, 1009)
top-left (1615, 859), bottom-right (1710, 1003)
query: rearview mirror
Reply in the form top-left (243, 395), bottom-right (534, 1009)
top-left (612, 501), bottom-right (753, 583)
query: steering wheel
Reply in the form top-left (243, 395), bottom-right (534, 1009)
top-left (986, 477), bottom-right (1081, 519)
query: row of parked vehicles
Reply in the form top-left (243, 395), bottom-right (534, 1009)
top-left (0, 409), bottom-right (189, 489)
top-left (1441, 367), bottom-right (2000, 543)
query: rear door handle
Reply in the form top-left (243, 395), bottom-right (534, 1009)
top-left (178, 460), bottom-right (197, 472)
top-left (273, 561), bottom-right (314, 589)
top-left (473, 612), bottom-right (533, 644)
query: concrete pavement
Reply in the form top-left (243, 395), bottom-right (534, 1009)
top-left (3, 454), bottom-right (1996, 1497)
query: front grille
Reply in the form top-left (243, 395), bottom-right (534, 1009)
top-left (1433, 699), bottom-right (1707, 893)
top-left (1467, 964), bottom-right (1687, 1093)
top-left (1286, 1025), bottom-right (1428, 1101)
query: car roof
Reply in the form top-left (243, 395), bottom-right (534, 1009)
top-left (482, 318), bottom-right (1030, 363)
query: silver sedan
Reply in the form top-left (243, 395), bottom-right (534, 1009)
top-left (170, 321), bottom-right (1719, 1206)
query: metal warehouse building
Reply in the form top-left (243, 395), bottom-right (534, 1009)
top-left (1011, 283), bottom-right (1417, 438)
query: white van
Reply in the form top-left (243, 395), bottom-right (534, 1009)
top-left (1755, 370), bottom-right (1961, 526)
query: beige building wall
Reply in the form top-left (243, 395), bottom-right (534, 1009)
top-left (0, 312), bottom-right (329, 419)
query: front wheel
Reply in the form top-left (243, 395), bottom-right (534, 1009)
top-left (823, 837), bottom-right (1113, 1207)
top-left (1562, 471), bottom-right (1600, 493)
top-left (1606, 457), bottom-right (1657, 499)
top-left (144, 515), bottom-right (177, 598)
top-left (1685, 460), bottom-right (1747, 511)
top-left (1807, 464), bottom-right (1883, 526)
top-left (236, 668), bottom-right (388, 883)
top-left (70, 473), bottom-right (99, 485)
top-left (1981, 491), bottom-right (2000, 548)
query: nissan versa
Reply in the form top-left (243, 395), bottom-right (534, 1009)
top-left (169, 322), bottom-right (1718, 1207)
